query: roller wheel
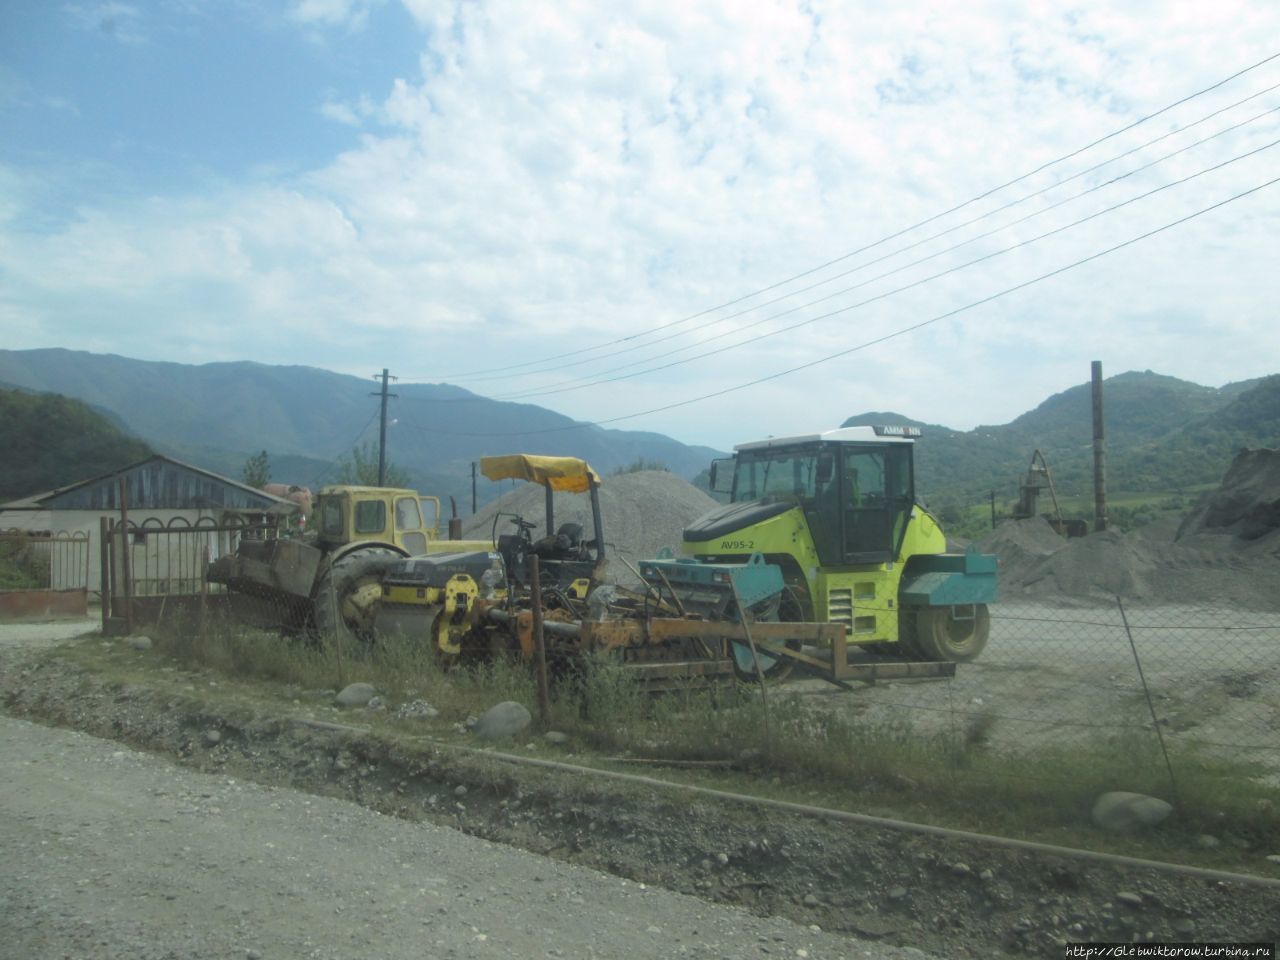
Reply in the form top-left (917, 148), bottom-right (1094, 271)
top-left (731, 588), bottom-right (802, 683)
top-left (312, 547), bottom-right (403, 644)
top-left (913, 604), bottom-right (990, 663)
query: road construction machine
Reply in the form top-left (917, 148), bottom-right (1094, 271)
top-left (655, 425), bottom-right (998, 678)
top-left (206, 483), bottom-right (459, 641)
top-left (372, 435), bottom-right (996, 689)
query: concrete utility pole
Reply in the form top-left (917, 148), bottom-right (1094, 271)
top-left (1091, 360), bottom-right (1108, 532)
top-left (371, 368), bottom-right (398, 487)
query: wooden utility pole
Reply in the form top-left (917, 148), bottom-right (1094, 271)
top-left (370, 368), bottom-right (398, 487)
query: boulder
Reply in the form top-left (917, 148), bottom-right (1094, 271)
top-left (1091, 792), bottom-right (1173, 831)
top-left (473, 701), bottom-right (532, 740)
top-left (334, 682), bottom-right (377, 707)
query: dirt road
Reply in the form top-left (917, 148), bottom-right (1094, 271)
top-left (1, 626), bottom-right (929, 960)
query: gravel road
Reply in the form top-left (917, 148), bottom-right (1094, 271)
top-left (1, 682), bottom-right (932, 959)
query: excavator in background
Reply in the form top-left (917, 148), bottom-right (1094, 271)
top-left (1011, 449), bottom-right (1087, 537)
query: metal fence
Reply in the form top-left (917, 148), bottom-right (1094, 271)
top-left (102, 517), bottom-right (274, 633)
top-left (792, 599), bottom-right (1280, 792)
top-left (0, 529), bottom-right (91, 618)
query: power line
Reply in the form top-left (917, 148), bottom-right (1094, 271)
top-left (479, 137), bottom-right (1280, 404)
top-left (448, 80), bottom-right (1280, 391)
top-left (413, 51), bottom-right (1280, 385)
top-left (487, 108), bottom-right (1280, 402)
top-left (392, 173), bottom-right (1279, 438)
top-left (308, 409), bottom-right (380, 488)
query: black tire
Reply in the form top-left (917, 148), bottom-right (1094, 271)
top-left (887, 609), bottom-right (928, 660)
top-left (312, 547), bottom-right (403, 644)
top-left (913, 604), bottom-right (990, 663)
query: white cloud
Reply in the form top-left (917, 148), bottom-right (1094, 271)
top-left (7, 0), bottom-right (1280, 446)
top-left (289, 0), bottom-right (385, 30)
top-left (63, 2), bottom-right (144, 44)
top-left (319, 93), bottom-right (377, 126)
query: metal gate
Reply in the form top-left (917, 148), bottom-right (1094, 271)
top-left (101, 516), bottom-right (273, 635)
top-left (0, 530), bottom-right (91, 619)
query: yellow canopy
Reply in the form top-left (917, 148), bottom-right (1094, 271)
top-left (480, 454), bottom-right (602, 493)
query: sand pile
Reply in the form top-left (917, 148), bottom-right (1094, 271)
top-left (459, 470), bottom-right (718, 582)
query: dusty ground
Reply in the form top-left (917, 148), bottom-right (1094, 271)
top-left (790, 601), bottom-right (1280, 781)
top-left (3, 621), bottom-right (1279, 959)
top-left (2, 711), bottom-right (927, 960)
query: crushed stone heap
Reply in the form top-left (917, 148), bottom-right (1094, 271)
top-left (460, 470), bottom-right (718, 582)
top-left (1177, 447), bottom-right (1280, 543)
top-left (975, 449), bottom-right (1280, 609)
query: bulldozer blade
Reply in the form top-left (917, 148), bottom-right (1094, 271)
top-left (373, 603), bottom-right (442, 645)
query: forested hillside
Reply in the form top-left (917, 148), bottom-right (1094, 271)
top-left (844, 372), bottom-right (1279, 505)
top-left (0, 389), bottom-right (152, 501)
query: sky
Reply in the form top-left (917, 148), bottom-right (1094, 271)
top-left (2, 1), bottom-right (1278, 450)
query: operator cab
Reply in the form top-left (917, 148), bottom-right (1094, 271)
top-left (703, 425), bottom-right (919, 566)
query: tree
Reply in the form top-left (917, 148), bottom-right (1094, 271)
top-left (334, 441), bottom-right (412, 487)
top-left (241, 450), bottom-right (271, 488)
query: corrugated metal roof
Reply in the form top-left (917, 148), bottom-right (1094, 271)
top-left (1, 455), bottom-right (290, 511)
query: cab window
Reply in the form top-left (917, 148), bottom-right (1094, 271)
top-left (395, 497), bottom-right (422, 531)
top-left (354, 500), bottom-right (386, 534)
top-left (318, 498), bottom-right (344, 537)
top-left (419, 497), bottom-right (440, 533)
top-left (839, 445), bottom-right (912, 563)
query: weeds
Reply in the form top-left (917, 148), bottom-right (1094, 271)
top-left (138, 612), bottom-right (1280, 859)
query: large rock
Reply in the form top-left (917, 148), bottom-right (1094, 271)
top-left (334, 682), bottom-right (377, 707)
top-left (1091, 792), bottom-right (1173, 832)
top-left (473, 701), bottom-right (532, 741)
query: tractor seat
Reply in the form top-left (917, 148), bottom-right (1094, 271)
top-left (532, 522), bottom-right (585, 559)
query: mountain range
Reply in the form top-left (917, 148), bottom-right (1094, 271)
top-left (1, 349), bottom-right (1276, 513)
top-left (0, 348), bottom-right (722, 507)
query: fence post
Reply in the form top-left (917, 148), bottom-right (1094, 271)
top-left (728, 578), bottom-right (772, 750)
top-left (99, 516), bottom-right (112, 632)
top-left (118, 477), bottom-right (134, 634)
top-left (529, 556), bottom-right (552, 729)
top-left (1117, 597), bottom-right (1180, 806)
top-left (199, 545), bottom-right (210, 648)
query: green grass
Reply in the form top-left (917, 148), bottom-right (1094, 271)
top-left (49, 615), bottom-right (1280, 875)
top-left (949, 484), bottom-right (1219, 541)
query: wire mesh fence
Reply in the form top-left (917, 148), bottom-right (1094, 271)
top-left (805, 599), bottom-right (1280, 796)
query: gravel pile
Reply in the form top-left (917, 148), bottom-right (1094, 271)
top-left (980, 449), bottom-right (1280, 610)
top-left (1177, 447), bottom-right (1280, 544)
top-left (459, 470), bottom-right (719, 583)
top-left (975, 515), bottom-right (1064, 573)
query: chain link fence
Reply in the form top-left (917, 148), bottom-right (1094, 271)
top-left (797, 599), bottom-right (1280, 797)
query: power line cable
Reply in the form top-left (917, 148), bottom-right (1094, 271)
top-left (394, 173), bottom-right (1279, 438)
top-left (417, 51), bottom-right (1280, 384)
top-left (445, 79), bottom-right (1280, 389)
top-left (488, 109), bottom-right (1280, 402)
top-left (308, 410), bottom-right (380, 488)
top-left (478, 137), bottom-right (1280, 403)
